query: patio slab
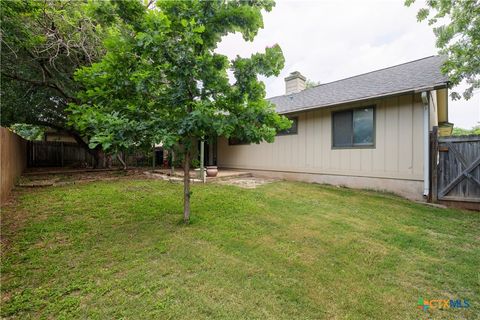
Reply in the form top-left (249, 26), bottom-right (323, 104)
top-left (152, 168), bottom-right (252, 181)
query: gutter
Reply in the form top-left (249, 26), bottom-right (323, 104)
top-left (275, 83), bottom-right (448, 115)
top-left (421, 91), bottom-right (430, 197)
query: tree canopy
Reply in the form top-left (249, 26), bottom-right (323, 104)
top-left (305, 79), bottom-right (321, 89)
top-left (1, 0), bottom-right (99, 129)
top-left (405, 0), bottom-right (480, 100)
top-left (452, 125), bottom-right (480, 136)
top-left (0, 0), bottom-right (149, 164)
top-left (70, 0), bottom-right (290, 222)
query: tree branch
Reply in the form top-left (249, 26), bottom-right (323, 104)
top-left (31, 120), bottom-right (96, 157)
top-left (1, 71), bottom-right (79, 103)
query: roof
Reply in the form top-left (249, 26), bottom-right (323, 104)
top-left (269, 56), bottom-right (449, 114)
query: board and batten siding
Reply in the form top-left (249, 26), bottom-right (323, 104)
top-left (217, 93), bottom-right (426, 196)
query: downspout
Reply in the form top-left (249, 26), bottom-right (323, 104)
top-left (421, 91), bottom-right (430, 197)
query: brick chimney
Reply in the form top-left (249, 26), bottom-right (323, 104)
top-left (285, 71), bottom-right (306, 95)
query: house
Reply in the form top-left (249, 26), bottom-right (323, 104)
top-left (43, 128), bottom-right (78, 143)
top-left (216, 56), bottom-right (449, 200)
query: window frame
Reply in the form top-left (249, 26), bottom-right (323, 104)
top-left (276, 116), bottom-right (299, 136)
top-left (331, 105), bottom-right (376, 149)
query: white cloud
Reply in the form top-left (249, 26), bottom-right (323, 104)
top-left (215, 0), bottom-right (479, 129)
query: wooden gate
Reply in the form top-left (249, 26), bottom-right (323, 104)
top-left (432, 134), bottom-right (480, 205)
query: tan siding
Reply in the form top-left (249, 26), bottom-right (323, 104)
top-left (384, 97), bottom-right (399, 173)
top-left (218, 93), bottom-right (424, 181)
top-left (436, 88), bottom-right (448, 122)
top-left (430, 90), bottom-right (439, 128)
top-left (305, 111), bottom-right (314, 168)
top-left (412, 95), bottom-right (424, 176)
top-left (372, 101), bottom-right (385, 172)
top-left (398, 94), bottom-right (414, 175)
top-left (320, 109), bottom-right (330, 170)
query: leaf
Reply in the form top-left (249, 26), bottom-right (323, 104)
top-left (417, 8), bottom-right (429, 22)
top-left (193, 24), bottom-right (205, 33)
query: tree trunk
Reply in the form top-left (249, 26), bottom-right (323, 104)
top-left (106, 154), bottom-right (112, 168)
top-left (65, 131), bottom-right (107, 168)
top-left (33, 120), bottom-right (107, 168)
top-left (116, 152), bottom-right (127, 170)
top-left (183, 148), bottom-right (191, 224)
top-left (92, 149), bottom-right (103, 168)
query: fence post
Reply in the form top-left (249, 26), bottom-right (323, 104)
top-left (429, 126), bottom-right (438, 203)
top-left (200, 139), bottom-right (205, 183)
top-left (152, 146), bottom-right (156, 170)
top-left (27, 141), bottom-right (31, 167)
top-left (60, 142), bottom-right (64, 167)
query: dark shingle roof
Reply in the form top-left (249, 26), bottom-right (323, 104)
top-left (269, 56), bottom-right (449, 114)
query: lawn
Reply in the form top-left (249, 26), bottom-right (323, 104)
top-left (1, 178), bottom-right (479, 319)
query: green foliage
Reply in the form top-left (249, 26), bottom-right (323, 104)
top-left (10, 124), bottom-right (44, 141)
top-left (452, 125), bottom-right (480, 136)
top-left (190, 158), bottom-right (201, 169)
top-left (0, 0), bottom-right (146, 148)
top-left (405, 0), bottom-right (480, 100)
top-left (305, 79), bottom-right (321, 88)
top-left (70, 0), bottom-right (290, 154)
top-left (0, 0), bottom-right (103, 128)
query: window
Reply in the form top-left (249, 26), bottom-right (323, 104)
top-left (277, 117), bottom-right (298, 135)
top-left (228, 137), bottom-right (249, 145)
top-left (332, 106), bottom-right (375, 148)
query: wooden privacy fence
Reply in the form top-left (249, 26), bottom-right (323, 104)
top-left (28, 141), bottom-right (94, 167)
top-left (431, 131), bottom-right (480, 207)
top-left (1, 127), bottom-right (27, 204)
top-left (27, 141), bottom-right (155, 168)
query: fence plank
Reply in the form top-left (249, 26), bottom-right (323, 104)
top-left (27, 141), bottom-right (156, 168)
top-left (430, 127), bottom-right (438, 203)
top-left (28, 141), bottom-right (94, 167)
top-left (437, 135), bottom-right (480, 203)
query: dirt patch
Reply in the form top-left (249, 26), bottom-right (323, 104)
top-left (18, 168), bottom-right (150, 188)
top-left (215, 176), bottom-right (276, 189)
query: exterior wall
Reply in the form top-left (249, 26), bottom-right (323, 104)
top-left (436, 88), bottom-right (448, 123)
top-left (1, 127), bottom-right (27, 204)
top-left (217, 93), bottom-right (426, 199)
top-left (45, 133), bottom-right (77, 143)
top-left (429, 90), bottom-right (439, 128)
top-left (250, 170), bottom-right (423, 200)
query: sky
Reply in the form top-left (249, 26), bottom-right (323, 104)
top-left (216, 0), bottom-right (479, 129)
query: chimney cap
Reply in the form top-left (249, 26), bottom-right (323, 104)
top-left (285, 71), bottom-right (306, 81)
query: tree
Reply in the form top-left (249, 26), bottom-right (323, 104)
top-left (10, 124), bottom-right (44, 141)
top-left (405, 0), bottom-right (480, 100)
top-left (70, 0), bottom-right (291, 223)
top-left (305, 79), bottom-right (320, 88)
top-left (0, 0), bottom-right (147, 166)
top-left (452, 125), bottom-right (480, 136)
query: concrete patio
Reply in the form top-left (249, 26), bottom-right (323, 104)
top-left (151, 168), bottom-right (252, 181)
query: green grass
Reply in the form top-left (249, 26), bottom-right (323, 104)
top-left (1, 179), bottom-right (479, 319)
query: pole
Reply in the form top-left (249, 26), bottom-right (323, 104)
top-left (200, 139), bottom-right (205, 183)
